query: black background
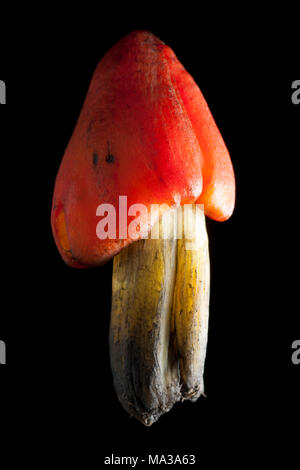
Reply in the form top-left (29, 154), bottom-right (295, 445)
top-left (0, 6), bottom-right (299, 466)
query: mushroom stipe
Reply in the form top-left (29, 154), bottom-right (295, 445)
top-left (110, 205), bottom-right (209, 425)
top-left (51, 31), bottom-right (235, 425)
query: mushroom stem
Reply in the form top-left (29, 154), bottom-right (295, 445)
top-left (109, 204), bottom-right (210, 425)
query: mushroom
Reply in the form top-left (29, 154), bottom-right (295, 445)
top-left (51, 31), bottom-right (235, 425)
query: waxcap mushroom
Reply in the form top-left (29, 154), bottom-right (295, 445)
top-left (51, 31), bottom-right (235, 425)
top-left (51, 31), bottom-right (205, 267)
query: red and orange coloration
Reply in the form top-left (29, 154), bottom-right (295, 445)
top-left (51, 31), bottom-right (235, 425)
top-left (51, 31), bottom-right (234, 267)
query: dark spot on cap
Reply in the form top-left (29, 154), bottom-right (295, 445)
top-left (93, 152), bottom-right (99, 166)
top-left (87, 120), bottom-right (96, 133)
top-left (106, 153), bottom-right (115, 164)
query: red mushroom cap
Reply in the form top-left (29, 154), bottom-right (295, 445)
top-left (51, 31), bottom-right (235, 267)
top-left (163, 46), bottom-right (235, 221)
top-left (51, 31), bottom-right (204, 267)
